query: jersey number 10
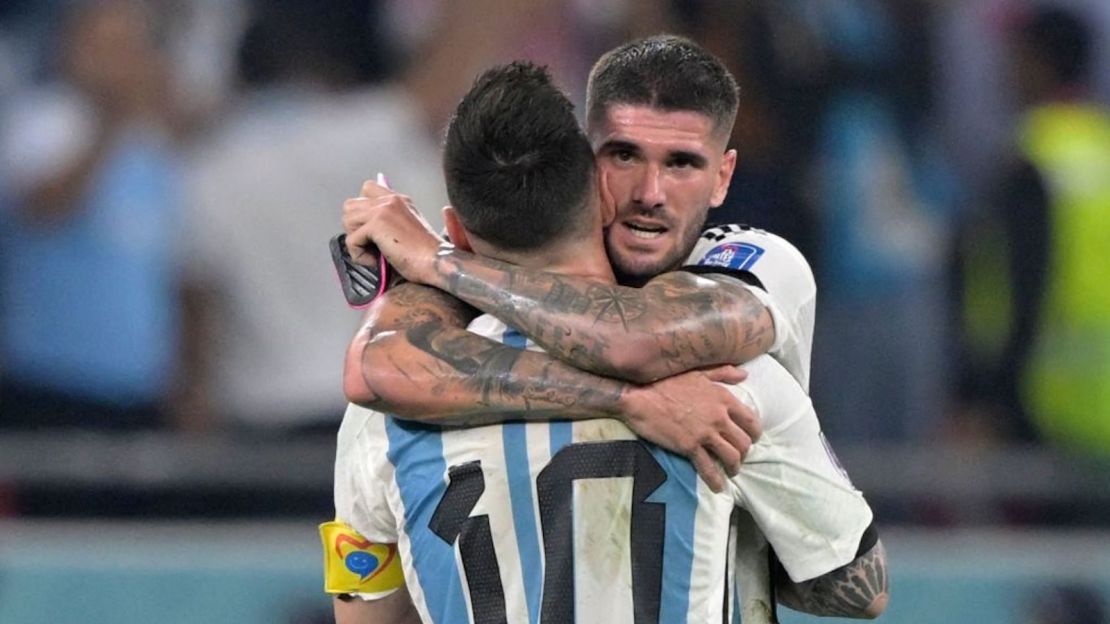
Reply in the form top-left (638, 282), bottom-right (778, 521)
top-left (429, 440), bottom-right (668, 624)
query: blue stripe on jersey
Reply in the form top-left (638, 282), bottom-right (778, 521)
top-left (501, 422), bottom-right (542, 623)
top-left (384, 418), bottom-right (469, 623)
top-left (648, 448), bottom-right (700, 623)
top-left (502, 328), bottom-right (526, 348)
top-left (501, 328), bottom-right (542, 624)
top-left (732, 589), bottom-right (741, 624)
top-left (549, 421), bottom-right (572, 457)
top-left (501, 328), bottom-right (575, 459)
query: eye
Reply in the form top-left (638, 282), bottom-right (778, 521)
top-left (613, 149), bottom-right (634, 162)
top-left (669, 154), bottom-right (697, 168)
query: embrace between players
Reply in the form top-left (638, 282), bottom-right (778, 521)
top-left (326, 36), bottom-right (890, 624)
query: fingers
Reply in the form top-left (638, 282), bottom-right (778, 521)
top-left (702, 365), bottom-right (747, 385)
top-left (726, 395), bottom-right (763, 442)
top-left (346, 223), bottom-right (379, 266)
top-left (343, 194), bottom-right (422, 241)
top-left (690, 448), bottom-right (725, 493)
top-left (360, 178), bottom-right (390, 198)
top-left (342, 197), bottom-right (370, 235)
top-left (704, 432), bottom-right (743, 477)
top-left (717, 421), bottom-right (752, 471)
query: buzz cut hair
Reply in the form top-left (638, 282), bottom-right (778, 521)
top-left (586, 34), bottom-right (740, 141)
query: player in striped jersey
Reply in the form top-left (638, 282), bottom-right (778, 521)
top-left (342, 36), bottom-right (818, 492)
top-left (334, 61), bottom-right (886, 623)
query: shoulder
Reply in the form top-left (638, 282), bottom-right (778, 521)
top-left (683, 225), bottom-right (814, 299)
top-left (686, 225), bottom-right (808, 273)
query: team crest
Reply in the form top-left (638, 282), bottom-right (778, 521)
top-left (699, 242), bottom-right (765, 271)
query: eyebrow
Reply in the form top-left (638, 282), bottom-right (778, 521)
top-left (599, 140), bottom-right (642, 155)
top-left (599, 140), bottom-right (709, 168)
top-left (669, 150), bottom-right (708, 168)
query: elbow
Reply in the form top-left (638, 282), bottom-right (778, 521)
top-left (344, 332), bottom-right (417, 413)
top-left (342, 334), bottom-right (380, 407)
top-left (861, 592), bottom-right (889, 619)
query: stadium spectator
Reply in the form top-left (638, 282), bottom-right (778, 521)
top-left (181, 0), bottom-right (545, 434)
top-left (954, 5), bottom-right (1110, 454)
top-left (785, 0), bottom-right (959, 444)
top-left (0, 0), bottom-right (189, 430)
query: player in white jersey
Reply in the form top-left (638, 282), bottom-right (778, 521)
top-left (334, 320), bottom-right (871, 624)
top-left (341, 37), bottom-right (821, 493)
top-left (332, 58), bottom-right (887, 622)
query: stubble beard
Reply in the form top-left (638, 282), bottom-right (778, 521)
top-left (604, 216), bottom-right (706, 287)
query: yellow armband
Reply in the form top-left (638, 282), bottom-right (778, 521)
top-left (319, 520), bottom-right (405, 597)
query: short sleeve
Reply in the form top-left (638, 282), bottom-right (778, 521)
top-left (334, 404), bottom-right (399, 543)
top-left (331, 404), bottom-right (405, 600)
top-left (681, 225), bottom-right (816, 390)
top-left (725, 357), bottom-right (872, 582)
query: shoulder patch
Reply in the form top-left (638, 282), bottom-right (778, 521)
top-left (698, 241), bottom-right (765, 271)
top-left (320, 520), bottom-right (405, 596)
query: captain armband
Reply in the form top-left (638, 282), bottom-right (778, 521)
top-left (319, 520), bottom-right (405, 598)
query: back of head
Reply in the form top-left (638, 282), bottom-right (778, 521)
top-left (586, 34), bottom-right (739, 141)
top-left (443, 61), bottom-right (596, 252)
top-left (1018, 6), bottom-right (1092, 86)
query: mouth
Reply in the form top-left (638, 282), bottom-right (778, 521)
top-left (623, 221), bottom-right (668, 241)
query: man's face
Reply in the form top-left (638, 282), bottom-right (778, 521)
top-left (591, 104), bottom-right (737, 285)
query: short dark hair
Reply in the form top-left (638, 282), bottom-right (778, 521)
top-left (1019, 6), bottom-right (1092, 84)
top-left (586, 35), bottom-right (739, 140)
top-left (443, 61), bottom-right (595, 251)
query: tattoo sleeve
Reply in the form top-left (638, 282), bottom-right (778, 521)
top-left (348, 282), bottom-right (629, 425)
top-left (773, 540), bottom-right (890, 619)
top-left (429, 248), bottom-right (774, 383)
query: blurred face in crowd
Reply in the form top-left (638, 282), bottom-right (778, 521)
top-left (61, 0), bottom-right (164, 108)
top-left (590, 104), bottom-right (737, 285)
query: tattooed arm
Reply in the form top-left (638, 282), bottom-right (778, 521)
top-left (340, 180), bottom-right (775, 384)
top-left (346, 282), bottom-right (758, 489)
top-left (774, 541), bottom-right (890, 619)
top-left (346, 282), bottom-right (623, 422)
top-left (410, 248), bottom-right (775, 384)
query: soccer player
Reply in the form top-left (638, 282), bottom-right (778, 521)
top-left (343, 35), bottom-right (818, 492)
top-left (338, 35), bottom-right (881, 620)
top-left (332, 61), bottom-right (886, 623)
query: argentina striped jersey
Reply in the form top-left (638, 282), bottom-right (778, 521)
top-left (334, 314), bottom-right (871, 624)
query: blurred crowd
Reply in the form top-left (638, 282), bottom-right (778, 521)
top-left (1, 0), bottom-right (1109, 459)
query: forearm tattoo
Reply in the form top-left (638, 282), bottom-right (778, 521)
top-left (781, 541), bottom-right (889, 618)
top-left (436, 251), bottom-right (773, 378)
top-left (358, 283), bottom-right (626, 423)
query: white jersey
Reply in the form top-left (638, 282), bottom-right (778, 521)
top-left (334, 315), bottom-right (871, 624)
top-left (683, 225), bottom-right (817, 392)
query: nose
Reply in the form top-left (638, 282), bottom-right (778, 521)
top-left (632, 163), bottom-right (665, 209)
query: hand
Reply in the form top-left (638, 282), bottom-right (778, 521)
top-left (619, 365), bottom-right (761, 493)
top-left (342, 179), bottom-right (444, 283)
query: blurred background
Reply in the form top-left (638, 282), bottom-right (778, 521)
top-left (0, 0), bottom-right (1109, 622)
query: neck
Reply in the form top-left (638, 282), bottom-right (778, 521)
top-left (476, 235), bottom-right (616, 284)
